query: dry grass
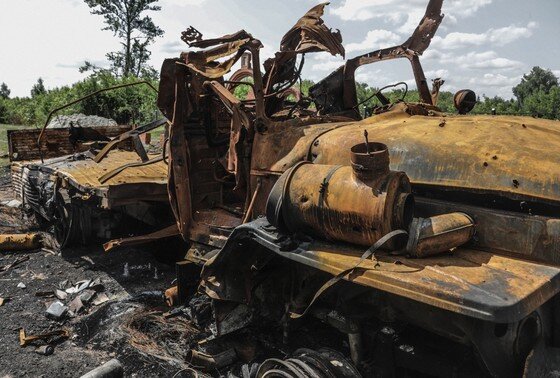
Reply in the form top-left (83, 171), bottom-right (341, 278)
top-left (123, 308), bottom-right (199, 367)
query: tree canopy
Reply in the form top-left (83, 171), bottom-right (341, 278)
top-left (0, 83), bottom-right (10, 99)
top-left (30, 78), bottom-right (46, 97)
top-left (513, 66), bottom-right (559, 106)
top-left (82, 0), bottom-right (164, 77)
top-left (1, 66), bottom-right (558, 128)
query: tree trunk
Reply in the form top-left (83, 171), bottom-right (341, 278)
top-left (123, 0), bottom-right (131, 77)
top-left (125, 27), bottom-right (131, 76)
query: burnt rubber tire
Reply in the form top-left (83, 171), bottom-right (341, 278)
top-left (52, 195), bottom-right (80, 249)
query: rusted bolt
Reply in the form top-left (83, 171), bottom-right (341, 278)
top-left (483, 162), bottom-right (488, 167)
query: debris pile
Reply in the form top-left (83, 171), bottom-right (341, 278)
top-left (44, 278), bottom-right (108, 320)
top-left (47, 113), bottom-right (117, 128)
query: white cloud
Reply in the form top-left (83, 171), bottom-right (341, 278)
top-left (552, 70), bottom-right (560, 79)
top-left (424, 50), bottom-right (523, 71)
top-left (311, 60), bottom-right (344, 72)
top-left (422, 48), bottom-right (453, 62)
top-left (468, 73), bottom-right (521, 87)
top-left (160, 40), bottom-right (185, 54)
top-left (467, 55), bottom-right (524, 70)
top-left (432, 22), bottom-right (537, 50)
top-left (330, 0), bottom-right (397, 22)
top-left (446, 0), bottom-right (493, 17)
top-left (355, 68), bottom-right (383, 83)
top-left (345, 29), bottom-right (402, 53)
top-left (330, 0), bottom-right (493, 35)
top-left (308, 53), bottom-right (345, 72)
top-left (424, 69), bottom-right (449, 79)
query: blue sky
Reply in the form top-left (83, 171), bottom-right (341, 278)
top-left (1, 0), bottom-right (559, 98)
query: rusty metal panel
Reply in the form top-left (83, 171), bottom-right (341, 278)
top-left (415, 197), bottom-right (560, 264)
top-left (255, 103), bottom-right (560, 205)
top-left (207, 219), bottom-right (560, 323)
top-left (8, 125), bottom-right (131, 162)
top-left (23, 150), bottom-right (167, 196)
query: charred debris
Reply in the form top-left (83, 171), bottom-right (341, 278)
top-left (3, 0), bottom-right (560, 377)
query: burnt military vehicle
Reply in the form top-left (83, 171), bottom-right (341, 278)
top-left (91, 0), bottom-right (560, 376)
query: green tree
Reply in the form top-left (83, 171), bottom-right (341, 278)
top-left (474, 95), bottom-right (518, 115)
top-left (31, 78), bottom-right (46, 97)
top-left (0, 99), bottom-right (8, 123)
top-left (513, 66), bottom-right (558, 106)
top-left (298, 79), bottom-right (315, 97)
top-left (523, 87), bottom-right (560, 119)
top-left (83, 0), bottom-right (164, 77)
top-left (0, 82), bottom-right (10, 99)
top-left (232, 77), bottom-right (253, 101)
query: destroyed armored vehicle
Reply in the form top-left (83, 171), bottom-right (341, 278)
top-left (8, 95), bottom-right (173, 247)
top-left (10, 0), bottom-right (560, 375)
top-left (138, 0), bottom-right (560, 376)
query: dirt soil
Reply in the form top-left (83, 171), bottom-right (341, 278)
top-left (0, 169), bottom-right (194, 377)
top-left (0, 166), bottom-right (351, 378)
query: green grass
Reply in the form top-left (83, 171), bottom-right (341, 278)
top-left (0, 124), bottom-right (33, 166)
top-left (150, 125), bottom-right (165, 144)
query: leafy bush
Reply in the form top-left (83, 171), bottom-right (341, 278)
top-left (1, 72), bottom-right (159, 127)
top-left (2, 66), bottom-right (558, 127)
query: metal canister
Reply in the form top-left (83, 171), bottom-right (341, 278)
top-left (267, 142), bottom-right (413, 249)
top-left (0, 233), bottom-right (41, 251)
top-left (35, 345), bottom-right (54, 356)
top-left (406, 212), bottom-right (475, 257)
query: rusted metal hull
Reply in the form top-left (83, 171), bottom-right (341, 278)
top-left (251, 102), bottom-right (560, 206)
top-left (201, 217), bottom-right (559, 376)
top-left (203, 218), bottom-right (560, 323)
top-left (19, 150), bottom-right (168, 207)
top-left (13, 150), bottom-right (170, 247)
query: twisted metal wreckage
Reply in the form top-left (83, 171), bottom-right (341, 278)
top-left (9, 0), bottom-right (560, 376)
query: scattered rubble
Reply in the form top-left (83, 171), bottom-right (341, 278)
top-left (54, 289), bottom-right (67, 300)
top-left (46, 113), bottom-right (117, 129)
top-left (0, 199), bottom-right (21, 208)
top-left (46, 301), bottom-right (68, 320)
top-left (91, 293), bottom-right (110, 306)
top-left (0, 255), bottom-right (29, 272)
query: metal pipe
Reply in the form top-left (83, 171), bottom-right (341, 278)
top-left (79, 359), bottom-right (123, 378)
top-left (242, 178), bottom-right (262, 223)
top-left (348, 332), bottom-right (363, 366)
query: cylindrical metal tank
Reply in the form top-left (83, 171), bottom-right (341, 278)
top-left (267, 142), bottom-right (414, 249)
top-left (406, 212), bottom-right (475, 257)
